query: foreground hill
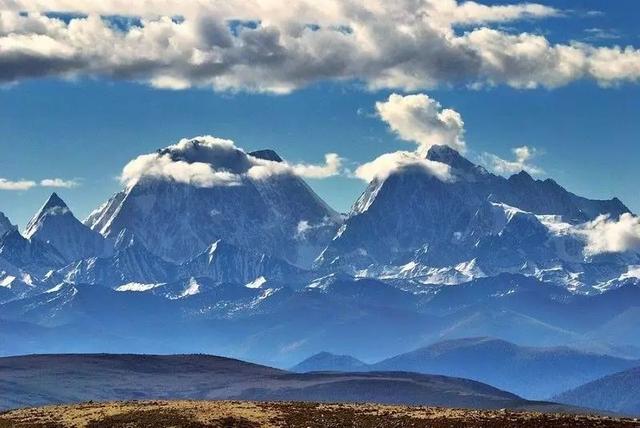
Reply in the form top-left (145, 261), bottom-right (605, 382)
top-left (554, 366), bottom-right (640, 415)
top-left (0, 400), bottom-right (637, 428)
top-left (0, 353), bottom-right (543, 412)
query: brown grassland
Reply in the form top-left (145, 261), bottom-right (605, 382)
top-left (1, 400), bottom-right (639, 428)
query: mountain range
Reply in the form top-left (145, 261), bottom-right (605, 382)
top-left (291, 337), bottom-right (639, 400)
top-left (1, 137), bottom-right (639, 377)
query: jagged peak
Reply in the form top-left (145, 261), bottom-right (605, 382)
top-left (425, 145), bottom-right (489, 179)
top-left (24, 193), bottom-right (73, 238)
top-left (41, 192), bottom-right (69, 212)
top-left (249, 149), bottom-right (283, 163)
top-left (426, 145), bottom-right (472, 168)
top-left (508, 170), bottom-right (534, 183)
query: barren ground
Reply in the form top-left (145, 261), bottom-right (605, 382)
top-left (1, 400), bottom-right (639, 428)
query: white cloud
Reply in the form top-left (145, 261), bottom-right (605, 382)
top-left (376, 93), bottom-right (465, 153)
top-left (0, 178), bottom-right (37, 190)
top-left (121, 152), bottom-right (242, 188)
top-left (0, 2), bottom-right (637, 92)
top-left (40, 178), bottom-right (80, 188)
top-left (291, 153), bottom-right (343, 178)
top-left (427, 1), bottom-right (560, 26)
top-left (579, 213), bottom-right (640, 255)
top-left (583, 28), bottom-right (621, 42)
top-left (247, 153), bottom-right (344, 181)
top-left (121, 135), bottom-right (344, 187)
top-left (482, 145), bottom-right (543, 175)
top-left (121, 136), bottom-right (247, 188)
top-left (354, 150), bottom-right (453, 183)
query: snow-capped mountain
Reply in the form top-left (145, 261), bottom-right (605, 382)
top-left (85, 139), bottom-right (341, 267)
top-left (318, 145), bottom-right (635, 292)
top-left (180, 239), bottom-right (305, 286)
top-left (3, 141), bottom-right (640, 367)
top-left (0, 229), bottom-right (66, 276)
top-left (24, 193), bottom-right (107, 263)
top-left (57, 229), bottom-right (176, 289)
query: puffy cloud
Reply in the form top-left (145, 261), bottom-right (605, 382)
top-left (441, 1), bottom-right (559, 25)
top-left (121, 135), bottom-right (344, 187)
top-left (121, 153), bottom-right (242, 188)
top-left (376, 93), bottom-right (465, 153)
top-left (247, 153), bottom-right (343, 181)
top-left (291, 153), bottom-right (343, 178)
top-left (354, 150), bottom-right (452, 183)
top-left (0, 2), bottom-right (638, 92)
top-left (482, 145), bottom-right (543, 175)
top-left (2, 0), bottom-right (560, 25)
top-left (579, 213), bottom-right (640, 256)
top-left (121, 136), bottom-right (244, 188)
top-left (0, 178), bottom-right (37, 190)
top-left (40, 178), bottom-right (80, 188)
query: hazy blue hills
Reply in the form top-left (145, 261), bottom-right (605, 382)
top-left (555, 366), bottom-right (640, 415)
top-left (292, 337), bottom-right (639, 400)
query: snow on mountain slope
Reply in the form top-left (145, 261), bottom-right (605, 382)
top-left (86, 138), bottom-right (341, 267)
top-left (179, 239), bottom-right (305, 286)
top-left (24, 193), bottom-right (107, 263)
top-left (58, 229), bottom-right (177, 289)
top-left (318, 145), bottom-right (636, 293)
top-left (0, 229), bottom-right (66, 276)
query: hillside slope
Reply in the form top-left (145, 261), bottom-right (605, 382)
top-left (554, 366), bottom-right (640, 415)
top-left (1, 353), bottom-right (550, 412)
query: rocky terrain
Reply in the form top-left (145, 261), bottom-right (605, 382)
top-left (1, 400), bottom-right (638, 428)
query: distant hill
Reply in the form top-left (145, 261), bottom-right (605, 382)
top-left (0, 353), bottom-right (567, 412)
top-left (291, 337), bottom-right (638, 399)
top-left (291, 351), bottom-right (369, 372)
top-left (554, 366), bottom-right (640, 415)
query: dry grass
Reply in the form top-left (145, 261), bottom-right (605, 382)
top-left (1, 400), bottom-right (639, 428)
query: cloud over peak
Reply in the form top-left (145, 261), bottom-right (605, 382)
top-left (120, 135), bottom-right (345, 188)
top-left (354, 150), bottom-right (453, 184)
top-left (482, 145), bottom-right (544, 176)
top-left (376, 93), bottom-right (465, 153)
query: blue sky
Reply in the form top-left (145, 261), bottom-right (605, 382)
top-left (0, 0), bottom-right (639, 227)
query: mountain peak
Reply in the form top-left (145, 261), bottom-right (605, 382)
top-left (508, 170), bottom-right (534, 183)
top-left (425, 144), bottom-right (463, 163)
top-left (291, 351), bottom-right (368, 372)
top-left (249, 149), bottom-right (283, 163)
top-left (41, 192), bottom-right (69, 212)
top-left (25, 193), bottom-right (72, 237)
top-left (425, 145), bottom-right (485, 176)
top-left (24, 193), bottom-right (105, 262)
